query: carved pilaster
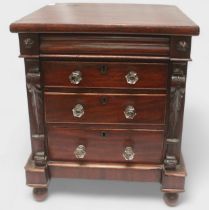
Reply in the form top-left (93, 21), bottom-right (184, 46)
top-left (34, 152), bottom-right (47, 167)
top-left (164, 155), bottom-right (178, 170)
top-left (26, 72), bottom-right (42, 133)
top-left (24, 59), bottom-right (45, 155)
top-left (165, 62), bottom-right (187, 170)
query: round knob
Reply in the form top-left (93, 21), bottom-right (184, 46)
top-left (69, 71), bottom-right (82, 84)
top-left (125, 71), bottom-right (139, 85)
top-left (124, 105), bottom-right (136, 119)
top-left (72, 104), bottom-right (84, 118)
top-left (123, 147), bottom-right (135, 160)
top-left (74, 145), bottom-right (86, 159)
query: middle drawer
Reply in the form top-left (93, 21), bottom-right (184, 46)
top-left (44, 93), bottom-right (167, 124)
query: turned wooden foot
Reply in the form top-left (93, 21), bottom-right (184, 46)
top-left (33, 188), bottom-right (48, 202)
top-left (163, 193), bottom-right (179, 207)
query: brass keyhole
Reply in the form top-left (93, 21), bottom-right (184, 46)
top-left (100, 65), bottom-right (108, 74)
top-left (100, 96), bottom-right (108, 105)
top-left (101, 131), bottom-right (107, 138)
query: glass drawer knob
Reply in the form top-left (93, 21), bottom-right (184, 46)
top-left (123, 147), bottom-right (135, 160)
top-left (124, 105), bottom-right (136, 119)
top-left (125, 71), bottom-right (139, 85)
top-left (72, 104), bottom-right (84, 118)
top-left (74, 145), bottom-right (86, 159)
top-left (69, 70), bottom-right (82, 85)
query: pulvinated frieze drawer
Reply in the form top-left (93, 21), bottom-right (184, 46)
top-left (10, 3), bottom-right (199, 206)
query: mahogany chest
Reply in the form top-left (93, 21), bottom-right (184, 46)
top-left (10, 3), bottom-right (199, 206)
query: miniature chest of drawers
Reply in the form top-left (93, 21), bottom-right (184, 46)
top-left (10, 3), bottom-right (199, 206)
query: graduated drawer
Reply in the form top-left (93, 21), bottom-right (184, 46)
top-left (42, 61), bottom-right (168, 89)
top-left (44, 93), bottom-right (167, 124)
top-left (47, 126), bottom-right (164, 164)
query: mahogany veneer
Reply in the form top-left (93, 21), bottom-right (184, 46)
top-left (44, 93), bottom-right (167, 124)
top-left (47, 127), bottom-right (164, 163)
top-left (42, 61), bottom-right (168, 89)
top-left (10, 3), bottom-right (199, 206)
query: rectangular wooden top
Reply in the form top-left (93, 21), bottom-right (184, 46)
top-left (10, 3), bottom-right (199, 35)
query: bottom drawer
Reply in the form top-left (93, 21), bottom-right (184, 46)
top-left (47, 127), bottom-right (165, 164)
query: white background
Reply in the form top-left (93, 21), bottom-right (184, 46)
top-left (1, 0), bottom-right (209, 209)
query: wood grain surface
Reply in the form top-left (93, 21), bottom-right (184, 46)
top-left (44, 92), bottom-right (167, 124)
top-left (47, 126), bottom-right (165, 163)
top-left (42, 61), bottom-right (168, 89)
top-left (40, 34), bottom-right (170, 56)
top-left (10, 4), bottom-right (199, 35)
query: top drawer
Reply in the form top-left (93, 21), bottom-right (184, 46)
top-left (42, 61), bottom-right (168, 90)
top-left (40, 34), bottom-right (170, 56)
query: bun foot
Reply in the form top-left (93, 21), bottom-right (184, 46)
top-left (33, 188), bottom-right (48, 202)
top-left (163, 193), bottom-right (179, 207)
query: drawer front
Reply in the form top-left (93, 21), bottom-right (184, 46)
top-left (47, 127), bottom-right (164, 164)
top-left (44, 93), bottom-right (167, 124)
top-left (40, 34), bottom-right (170, 56)
top-left (42, 61), bottom-right (168, 89)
